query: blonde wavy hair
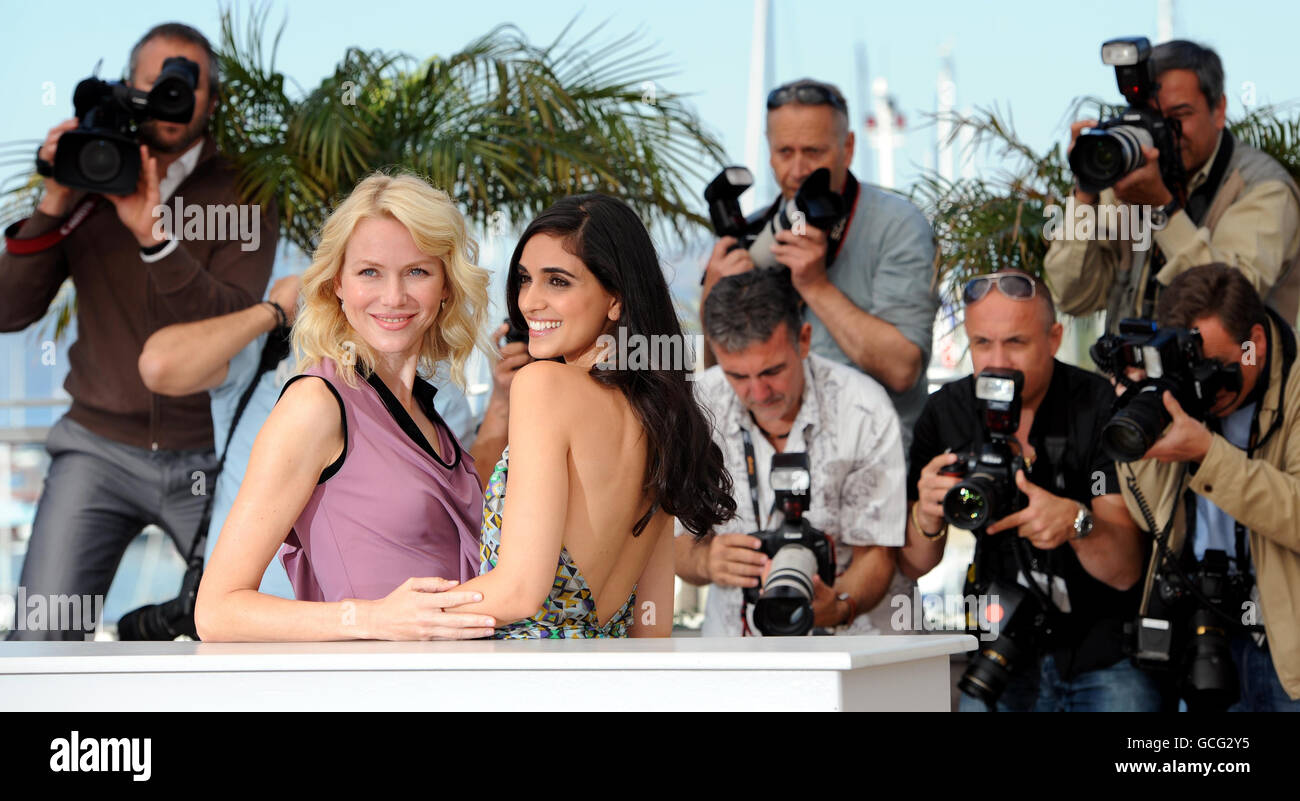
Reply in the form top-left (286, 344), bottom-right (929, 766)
top-left (293, 171), bottom-right (491, 390)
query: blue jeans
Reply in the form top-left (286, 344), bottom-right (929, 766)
top-left (1227, 635), bottom-right (1300, 712)
top-left (959, 653), bottom-right (1163, 712)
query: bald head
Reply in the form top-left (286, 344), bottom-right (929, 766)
top-left (964, 271), bottom-right (1062, 408)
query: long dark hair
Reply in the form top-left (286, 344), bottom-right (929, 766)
top-left (506, 194), bottom-right (736, 538)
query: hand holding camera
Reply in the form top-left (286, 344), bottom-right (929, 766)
top-left (985, 470), bottom-right (1087, 550)
top-left (705, 236), bottom-right (756, 282)
top-left (103, 144), bottom-right (164, 247)
top-left (35, 119), bottom-right (82, 217)
top-left (914, 451), bottom-right (962, 535)
top-left (1138, 390), bottom-right (1214, 463)
top-left (770, 225), bottom-right (830, 291)
top-left (706, 532), bottom-right (767, 588)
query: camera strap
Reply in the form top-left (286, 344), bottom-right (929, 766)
top-left (825, 174), bottom-right (861, 268)
top-left (739, 427), bottom-right (764, 529)
top-left (3, 194), bottom-right (101, 254)
top-left (183, 325), bottom-right (294, 570)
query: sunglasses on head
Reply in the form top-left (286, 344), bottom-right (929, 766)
top-left (766, 82), bottom-right (848, 113)
top-left (962, 273), bottom-right (1037, 305)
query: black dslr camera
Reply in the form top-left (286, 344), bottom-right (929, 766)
top-left (1069, 37), bottom-right (1185, 195)
top-left (1132, 549), bottom-right (1255, 711)
top-left (43, 57), bottom-right (200, 194)
top-left (1090, 318), bottom-right (1242, 462)
top-left (742, 452), bottom-right (837, 636)
top-left (939, 368), bottom-right (1029, 531)
top-left (959, 577), bottom-right (1051, 709)
top-left (704, 165), bottom-right (844, 269)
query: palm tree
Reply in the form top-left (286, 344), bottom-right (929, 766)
top-left (2, 5), bottom-right (727, 340)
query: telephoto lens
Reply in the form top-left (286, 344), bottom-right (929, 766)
top-left (1070, 123), bottom-right (1153, 193)
top-left (752, 544), bottom-right (818, 636)
top-left (1100, 384), bottom-right (1172, 461)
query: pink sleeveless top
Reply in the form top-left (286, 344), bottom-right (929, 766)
top-left (277, 357), bottom-right (482, 602)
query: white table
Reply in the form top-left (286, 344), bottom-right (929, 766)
top-left (0, 634), bottom-right (975, 711)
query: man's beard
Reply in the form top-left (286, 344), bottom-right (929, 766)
top-left (139, 112), bottom-right (209, 154)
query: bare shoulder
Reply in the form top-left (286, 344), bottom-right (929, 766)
top-left (509, 360), bottom-right (598, 411)
top-left (264, 374), bottom-right (344, 455)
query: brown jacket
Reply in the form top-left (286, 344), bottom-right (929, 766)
top-left (1119, 311), bottom-right (1300, 699)
top-left (0, 136), bottom-right (277, 450)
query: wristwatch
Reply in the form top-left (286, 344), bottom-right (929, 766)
top-left (1150, 197), bottom-right (1180, 229)
top-left (1072, 503), bottom-right (1094, 539)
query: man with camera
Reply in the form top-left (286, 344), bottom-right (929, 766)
top-left (1110, 264), bottom-right (1300, 710)
top-left (1, 23), bottom-right (277, 640)
top-left (1045, 38), bottom-right (1300, 331)
top-left (902, 270), bottom-right (1159, 711)
top-left (676, 268), bottom-right (911, 637)
top-left (702, 78), bottom-right (938, 450)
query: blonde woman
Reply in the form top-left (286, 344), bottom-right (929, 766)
top-left (196, 173), bottom-right (496, 641)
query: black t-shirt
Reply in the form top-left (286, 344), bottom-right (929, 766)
top-left (908, 360), bottom-right (1143, 679)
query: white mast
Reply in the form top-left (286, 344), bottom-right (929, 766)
top-left (743, 0), bottom-right (775, 212)
top-left (936, 46), bottom-right (956, 183)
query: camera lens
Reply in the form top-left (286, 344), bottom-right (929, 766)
top-left (753, 544), bottom-right (817, 636)
top-left (1070, 124), bottom-right (1152, 192)
top-left (78, 139), bottom-right (122, 183)
top-left (1182, 609), bottom-right (1239, 711)
top-left (943, 474), bottom-right (1000, 530)
top-left (958, 637), bottom-right (1026, 708)
top-left (1101, 385), bottom-right (1172, 462)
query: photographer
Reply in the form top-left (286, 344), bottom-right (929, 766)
top-left (702, 78), bottom-right (938, 449)
top-left (902, 270), bottom-right (1158, 711)
top-left (1117, 264), bottom-right (1300, 710)
top-left (1045, 39), bottom-right (1300, 330)
top-left (676, 268), bottom-right (911, 636)
top-left (1, 23), bottom-right (277, 640)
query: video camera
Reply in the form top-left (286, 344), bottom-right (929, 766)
top-left (41, 57), bottom-right (200, 195)
top-left (742, 452), bottom-right (837, 636)
top-left (1090, 318), bottom-right (1242, 462)
top-left (939, 368), bottom-right (1029, 531)
top-left (704, 166), bottom-right (844, 270)
top-left (1069, 37), bottom-right (1186, 196)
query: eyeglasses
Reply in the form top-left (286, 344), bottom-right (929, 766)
top-left (766, 82), bottom-right (848, 113)
top-left (962, 273), bottom-right (1037, 305)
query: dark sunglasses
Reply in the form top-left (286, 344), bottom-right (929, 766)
top-left (766, 82), bottom-right (848, 113)
top-left (962, 273), bottom-right (1037, 304)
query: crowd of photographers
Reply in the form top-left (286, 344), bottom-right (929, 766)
top-left (2, 21), bottom-right (1298, 712)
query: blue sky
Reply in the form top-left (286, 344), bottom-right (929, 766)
top-left (3, 0), bottom-right (1298, 202)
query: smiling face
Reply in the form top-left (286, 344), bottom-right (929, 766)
top-left (713, 322), bottom-right (810, 429)
top-left (1152, 68), bottom-right (1226, 174)
top-left (129, 36), bottom-right (215, 155)
top-left (514, 232), bottom-right (621, 362)
top-left (334, 215), bottom-right (449, 361)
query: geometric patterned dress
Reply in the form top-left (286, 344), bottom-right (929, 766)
top-left (479, 447), bottom-right (636, 638)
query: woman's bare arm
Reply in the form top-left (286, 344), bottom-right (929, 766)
top-left (629, 514), bottom-right (676, 637)
top-left (194, 376), bottom-right (493, 641)
top-left (451, 362), bottom-right (574, 623)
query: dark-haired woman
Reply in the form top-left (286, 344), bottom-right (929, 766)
top-left (451, 194), bottom-right (736, 637)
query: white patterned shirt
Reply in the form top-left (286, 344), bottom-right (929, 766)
top-left (678, 352), bottom-right (913, 636)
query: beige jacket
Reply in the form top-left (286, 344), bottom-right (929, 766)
top-left (1045, 132), bottom-right (1300, 331)
top-left (1118, 313), bottom-right (1300, 699)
